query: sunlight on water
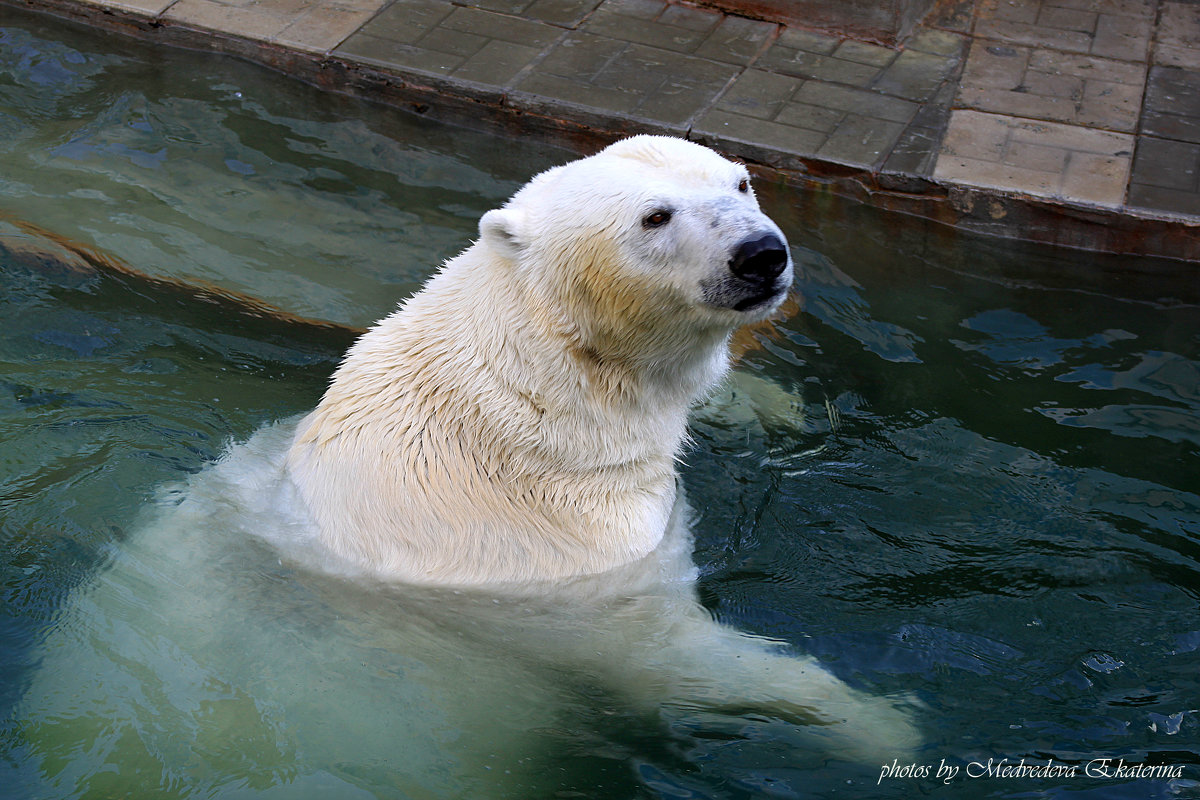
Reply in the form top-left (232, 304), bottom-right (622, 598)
top-left (2, 9), bottom-right (1199, 800)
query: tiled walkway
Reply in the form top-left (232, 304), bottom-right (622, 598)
top-left (8, 0), bottom-right (1200, 245)
top-left (940, 0), bottom-right (1199, 219)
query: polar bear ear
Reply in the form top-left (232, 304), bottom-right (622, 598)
top-left (479, 208), bottom-right (526, 261)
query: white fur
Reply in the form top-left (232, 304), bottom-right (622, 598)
top-left (19, 139), bottom-right (920, 790)
top-left (286, 135), bottom-right (794, 586)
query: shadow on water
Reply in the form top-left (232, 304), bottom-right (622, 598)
top-left (1, 6), bottom-right (1199, 799)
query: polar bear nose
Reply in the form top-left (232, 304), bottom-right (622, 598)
top-left (729, 233), bottom-right (788, 283)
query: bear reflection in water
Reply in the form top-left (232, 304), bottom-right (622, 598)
top-left (20, 137), bottom-right (919, 796)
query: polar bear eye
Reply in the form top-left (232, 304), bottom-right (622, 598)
top-left (642, 210), bottom-right (672, 229)
top-left (737, 179), bottom-right (750, 193)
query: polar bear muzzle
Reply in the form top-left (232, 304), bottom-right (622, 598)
top-left (704, 231), bottom-right (791, 312)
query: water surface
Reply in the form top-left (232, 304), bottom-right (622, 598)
top-left (1, 10), bottom-right (1198, 799)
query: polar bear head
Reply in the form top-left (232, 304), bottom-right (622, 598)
top-left (477, 136), bottom-right (793, 366)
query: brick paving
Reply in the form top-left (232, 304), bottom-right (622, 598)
top-left (9, 0), bottom-right (1200, 240)
top-left (936, 110), bottom-right (1136, 208)
top-left (165, 0), bottom-right (385, 52)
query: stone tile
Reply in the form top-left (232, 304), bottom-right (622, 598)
top-left (935, 110), bottom-right (1134, 208)
top-left (692, 15), bottom-right (778, 65)
top-left (535, 29), bottom-right (623, 77)
top-left (1154, 45), bottom-right (1200, 70)
top-left (930, 0), bottom-right (975, 32)
top-left (793, 81), bottom-right (919, 124)
top-left (773, 27), bottom-right (840, 55)
top-left (1141, 66), bottom-right (1200, 143)
top-left (961, 40), bottom-right (1031, 90)
top-left (976, 0), bottom-right (1154, 60)
top-left (582, 2), bottom-right (717, 55)
top-left (958, 39), bottom-right (1146, 132)
top-left (659, 1), bottom-right (721, 31)
top-left (1125, 134), bottom-right (1200, 215)
top-left (580, 2), bottom-right (777, 67)
top-left (757, 47), bottom-right (882, 87)
top-left (517, 70), bottom-right (642, 113)
top-left (1077, 79), bottom-right (1144, 129)
top-left (833, 40), bottom-right (898, 68)
top-left (1021, 67), bottom-right (1082, 97)
top-left (974, 17), bottom-right (1093, 52)
top-left (187, 0), bottom-right (289, 8)
top-left (1062, 151), bottom-right (1132, 206)
top-left (337, 32), bottom-right (466, 73)
top-left (338, 1), bottom-right (561, 85)
top-left (1091, 11), bottom-right (1152, 61)
top-left (985, 0), bottom-right (1039, 24)
top-left (352, 0), bottom-right (454, 44)
top-left (519, 0), bottom-right (602, 27)
top-left (939, 154), bottom-right (1059, 194)
top-left (454, 39), bottom-right (546, 84)
top-left (693, 107), bottom-right (828, 157)
top-left (275, 3), bottom-right (386, 51)
top-left (1127, 183), bottom-right (1200, 216)
top-left (1130, 136), bottom-right (1200, 192)
top-left (713, 69), bottom-right (797, 120)
top-left (873, 48), bottom-right (957, 101)
top-left (907, 29), bottom-right (968, 57)
top-left (1142, 111), bottom-right (1200, 144)
top-left (464, 0), bottom-right (530, 15)
top-left (344, 0), bottom-right (406, 10)
top-left (958, 84), bottom-right (1076, 120)
top-left (1008, 116), bottom-right (1133, 153)
top-left (603, 0), bottom-right (663, 21)
top-left (941, 108), bottom-right (1010, 159)
top-left (1028, 49), bottom-right (1144, 86)
top-left (1155, 2), bottom-right (1200, 68)
top-left (513, 34), bottom-right (738, 126)
top-left (1037, 4), bottom-right (1097, 33)
top-left (1006, 140), bottom-right (1067, 171)
top-left (1051, 0), bottom-right (1152, 15)
top-left (1143, 65), bottom-right (1200, 116)
top-left (817, 114), bottom-right (907, 167)
top-left (1091, 9), bottom-right (1153, 61)
top-left (416, 26), bottom-right (488, 58)
top-left (911, 80), bottom-right (959, 127)
top-left (588, 44), bottom-right (670, 89)
top-left (166, 0), bottom-right (295, 40)
top-left (85, 0), bottom-right (177, 15)
top-left (709, 37), bottom-right (946, 172)
top-left (443, 6), bottom-right (561, 47)
top-left (774, 99), bottom-right (845, 133)
top-left (882, 125), bottom-right (942, 178)
top-left (631, 71), bottom-right (736, 124)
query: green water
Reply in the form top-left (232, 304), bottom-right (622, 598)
top-left (2, 9), bottom-right (1199, 799)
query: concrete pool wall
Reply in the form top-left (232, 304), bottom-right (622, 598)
top-left (3, 0), bottom-right (1199, 260)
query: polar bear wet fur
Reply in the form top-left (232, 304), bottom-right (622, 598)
top-left (287, 135), bottom-right (796, 585)
top-left (19, 137), bottom-right (920, 791)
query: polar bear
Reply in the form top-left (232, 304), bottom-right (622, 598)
top-left (275, 133), bottom-right (918, 758)
top-left (16, 137), bottom-right (919, 797)
top-left (287, 135), bottom-right (797, 586)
